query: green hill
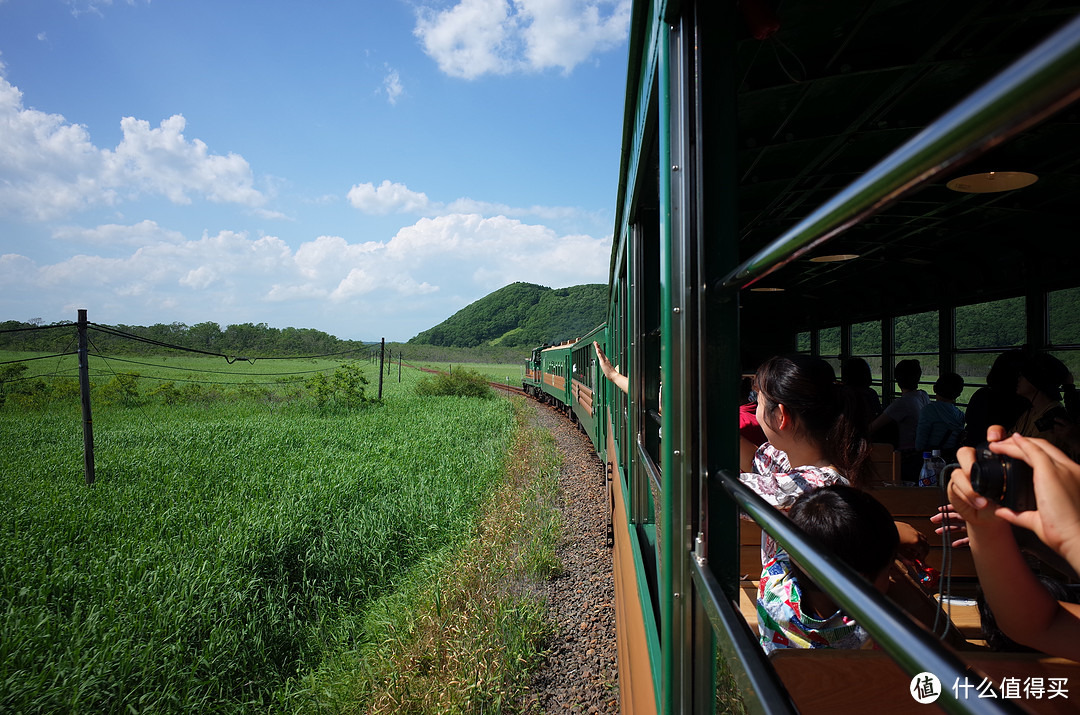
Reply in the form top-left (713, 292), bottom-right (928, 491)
top-left (408, 282), bottom-right (607, 349)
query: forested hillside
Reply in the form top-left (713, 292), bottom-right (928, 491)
top-left (409, 282), bottom-right (607, 348)
top-left (0, 320), bottom-right (367, 357)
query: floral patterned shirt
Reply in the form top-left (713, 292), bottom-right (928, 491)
top-left (757, 549), bottom-right (873, 654)
top-left (739, 442), bottom-right (848, 563)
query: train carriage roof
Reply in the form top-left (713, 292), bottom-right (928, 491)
top-left (725, 0), bottom-right (1080, 329)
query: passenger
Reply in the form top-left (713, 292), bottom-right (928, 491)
top-left (871, 359), bottom-right (930, 481)
top-left (841, 357), bottom-right (883, 424)
top-left (742, 354), bottom-right (969, 646)
top-left (739, 375), bottom-right (768, 472)
top-left (1013, 351), bottom-right (1079, 460)
top-left (962, 349), bottom-right (1028, 448)
top-left (757, 485), bottom-right (898, 653)
top-left (738, 354), bottom-right (872, 562)
top-left (593, 341), bottom-right (629, 395)
top-left (947, 427), bottom-right (1080, 659)
top-left (915, 371), bottom-right (966, 462)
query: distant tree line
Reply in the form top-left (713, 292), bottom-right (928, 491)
top-left (0, 319), bottom-right (369, 357)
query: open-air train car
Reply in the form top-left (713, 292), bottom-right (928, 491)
top-left (601, 1), bottom-right (1080, 713)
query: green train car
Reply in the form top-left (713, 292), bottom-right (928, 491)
top-left (538, 341), bottom-right (574, 413)
top-left (569, 323), bottom-right (608, 454)
top-left (592, 1), bottom-right (1080, 713)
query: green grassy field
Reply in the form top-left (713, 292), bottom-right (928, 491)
top-left (411, 361), bottom-right (523, 386)
top-left (0, 356), bottom-right (526, 713)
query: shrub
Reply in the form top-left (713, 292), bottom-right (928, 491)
top-left (95, 371), bottom-right (143, 406)
top-left (414, 369), bottom-right (494, 399)
top-left (306, 362), bottom-right (370, 409)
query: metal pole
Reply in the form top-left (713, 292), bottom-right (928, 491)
top-left (77, 309), bottom-right (95, 486)
top-left (378, 338), bottom-right (385, 400)
top-left (398, 353), bottom-right (401, 382)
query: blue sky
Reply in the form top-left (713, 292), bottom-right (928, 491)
top-left (0, 0), bottom-right (629, 341)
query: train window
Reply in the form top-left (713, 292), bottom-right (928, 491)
top-left (818, 326), bottom-right (841, 375)
top-left (851, 320), bottom-right (881, 356)
top-left (796, 331), bottom-right (811, 353)
top-left (1049, 287), bottom-right (1080, 345)
top-left (956, 297), bottom-right (1025, 350)
top-left (891, 310), bottom-right (939, 394)
top-left (851, 320), bottom-right (884, 397)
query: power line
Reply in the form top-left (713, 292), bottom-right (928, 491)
top-left (87, 323), bottom-right (371, 362)
top-left (91, 354), bottom-right (337, 376)
top-left (0, 323), bottom-right (76, 335)
top-left (0, 352), bottom-right (78, 366)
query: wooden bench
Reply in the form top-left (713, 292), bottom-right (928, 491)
top-left (769, 649), bottom-right (1080, 714)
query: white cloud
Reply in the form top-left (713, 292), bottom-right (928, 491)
top-left (347, 179), bottom-right (603, 233)
top-left (0, 73), bottom-right (267, 221)
top-left (383, 67), bottom-right (405, 105)
top-left (52, 219), bottom-right (186, 247)
top-left (347, 180), bottom-right (431, 214)
top-left (414, 0), bottom-right (630, 79)
top-left (0, 214), bottom-right (609, 338)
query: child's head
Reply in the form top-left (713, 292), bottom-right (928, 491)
top-left (788, 485), bottom-right (898, 589)
top-left (894, 359), bottom-right (922, 391)
top-left (934, 372), bottom-right (964, 401)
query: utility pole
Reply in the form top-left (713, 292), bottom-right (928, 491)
top-left (378, 338), bottom-right (385, 400)
top-left (77, 309), bottom-right (95, 486)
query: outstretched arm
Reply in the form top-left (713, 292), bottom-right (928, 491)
top-left (594, 341), bottom-right (629, 395)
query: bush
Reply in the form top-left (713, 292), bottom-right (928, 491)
top-left (414, 369), bottom-right (494, 399)
top-left (306, 362), bottom-right (370, 409)
top-left (95, 371), bottom-right (143, 406)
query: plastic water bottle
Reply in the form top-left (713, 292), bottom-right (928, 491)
top-left (918, 451), bottom-right (937, 487)
top-left (930, 449), bottom-right (947, 483)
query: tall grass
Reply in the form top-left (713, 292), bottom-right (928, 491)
top-left (0, 381), bottom-right (516, 713)
top-left (283, 403), bottom-right (564, 713)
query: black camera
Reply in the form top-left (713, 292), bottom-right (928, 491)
top-left (969, 445), bottom-right (1036, 513)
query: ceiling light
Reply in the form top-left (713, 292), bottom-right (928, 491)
top-left (750, 287), bottom-right (785, 292)
top-left (946, 171), bottom-right (1038, 193)
top-left (808, 254), bottom-right (859, 263)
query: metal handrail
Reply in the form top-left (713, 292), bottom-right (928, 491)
top-left (717, 13), bottom-right (1080, 291)
top-left (709, 469), bottom-right (1028, 715)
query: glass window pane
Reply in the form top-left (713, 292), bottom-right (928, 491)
top-left (819, 327), bottom-right (841, 357)
top-left (1050, 287), bottom-right (1080, 345)
top-left (894, 311), bottom-right (938, 354)
top-left (796, 331), bottom-right (811, 353)
top-left (851, 320), bottom-right (881, 355)
top-left (955, 297), bottom-right (1025, 350)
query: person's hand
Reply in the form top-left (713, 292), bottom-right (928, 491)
top-left (986, 432), bottom-right (1080, 568)
top-left (930, 504), bottom-right (969, 548)
top-left (894, 521), bottom-right (929, 568)
top-left (947, 425), bottom-right (1012, 533)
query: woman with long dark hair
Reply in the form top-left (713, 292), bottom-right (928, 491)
top-left (739, 354), bottom-right (873, 561)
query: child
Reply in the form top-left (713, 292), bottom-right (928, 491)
top-left (915, 371), bottom-right (965, 461)
top-left (757, 485), bottom-right (899, 653)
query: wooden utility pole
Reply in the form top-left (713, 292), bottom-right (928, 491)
top-left (77, 309), bottom-right (95, 485)
top-left (378, 338), bottom-right (385, 400)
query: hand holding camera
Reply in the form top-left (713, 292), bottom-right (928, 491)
top-left (949, 428), bottom-right (1080, 573)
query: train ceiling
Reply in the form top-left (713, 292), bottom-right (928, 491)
top-left (732, 0), bottom-right (1080, 326)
